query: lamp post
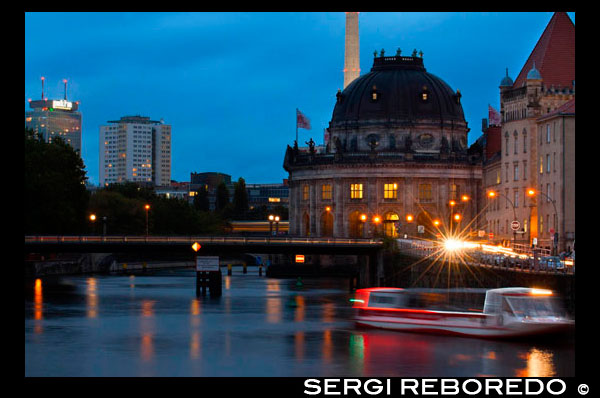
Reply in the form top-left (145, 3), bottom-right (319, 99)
top-left (144, 204), bottom-right (150, 237)
top-left (372, 215), bottom-right (381, 236)
top-left (274, 215), bottom-right (280, 235)
top-left (360, 213), bottom-right (367, 238)
top-left (89, 214), bottom-right (97, 235)
top-left (487, 190), bottom-right (517, 246)
top-left (268, 214), bottom-right (274, 235)
top-left (527, 188), bottom-right (559, 255)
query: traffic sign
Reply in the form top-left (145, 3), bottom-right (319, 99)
top-left (488, 232), bottom-right (494, 239)
top-left (417, 225), bottom-right (425, 234)
top-left (191, 242), bottom-right (201, 252)
top-left (295, 255), bottom-right (305, 263)
top-left (511, 221), bottom-right (520, 231)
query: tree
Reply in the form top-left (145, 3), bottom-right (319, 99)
top-left (232, 177), bottom-right (249, 219)
top-left (193, 185), bottom-right (210, 212)
top-left (25, 129), bottom-right (89, 234)
top-left (215, 182), bottom-right (230, 213)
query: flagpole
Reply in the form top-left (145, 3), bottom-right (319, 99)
top-left (295, 108), bottom-right (298, 144)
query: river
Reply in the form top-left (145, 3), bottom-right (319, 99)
top-left (25, 268), bottom-right (575, 377)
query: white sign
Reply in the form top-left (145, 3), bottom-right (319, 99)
top-left (478, 230), bottom-right (486, 237)
top-left (196, 256), bottom-right (220, 272)
top-left (511, 220), bottom-right (520, 231)
top-left (52, 99), bottom-right (73, 110)
top-left (417, 225), bottom-right (425, 234)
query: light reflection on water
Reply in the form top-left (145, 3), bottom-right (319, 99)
top-left (24, 269), bottom-right (574, 377)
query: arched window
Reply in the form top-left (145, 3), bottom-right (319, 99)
top-left (522, 129), bottom-right (527, 153)
top-left (383, 212), bottom-right (400, 237)
top-left (348, 211), bottom-right (365, 238)
top-left (321, 211), bottom-right (333, 237)
top-left (302, 213), bottom-right (310, 236)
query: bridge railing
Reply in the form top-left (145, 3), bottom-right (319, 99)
top-left (25, 235), bottom-right (384, 246)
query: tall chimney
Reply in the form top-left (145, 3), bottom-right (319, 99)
top-left (63, 79), bottom-right (68, 100)
top-left (41, 76), bottom-right (45, 101)
top-left (344, 12), bottom-right (360, 89)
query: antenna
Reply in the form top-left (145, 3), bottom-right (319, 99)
top-left (63, 79), bottom-right (68, 100)
top-left (41, 76), bottom-right (45, 101)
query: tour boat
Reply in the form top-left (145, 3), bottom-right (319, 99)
top-left (351, 287), bottom-right (574, 339)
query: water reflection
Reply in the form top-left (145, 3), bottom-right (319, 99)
top-left (295, 331), bottom-right (305, 362)
top-left (322, 329), bottom-right (333, 363)
top-left (515, 348), bottom-right (556, 377)
top-left (86, 278), bottom-right (98, 318)
top-left (33, 278), bottom-right (43, 334)
top-left (266, 297), bottom-right (282, 324)
top-left (140, 299), bottom-right (155, 362)
top-left (294, 295), bottom-right (305, 322)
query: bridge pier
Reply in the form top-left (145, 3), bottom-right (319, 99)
top-left (196, 270), bottom-right (222, 297)
top-left (356, 251), bottom-right (384, 289)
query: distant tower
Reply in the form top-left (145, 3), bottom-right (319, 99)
top-left (344, 12), bottom-right (360, 89)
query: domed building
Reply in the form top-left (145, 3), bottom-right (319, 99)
top-left (284, 50), bottom-right (483, 239)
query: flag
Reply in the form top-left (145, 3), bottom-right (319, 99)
top-left (488, 104), bottom-right (501, 126)
top-left (296, 108), bottom-right (311, 130)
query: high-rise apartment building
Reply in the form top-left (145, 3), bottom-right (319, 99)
top-left (25, 78), bottom-right (82, 154)
top-left (99, 115), bottom-right (171, 187)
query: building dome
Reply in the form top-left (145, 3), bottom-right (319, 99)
top-left (500, 68), bottom-right (514, 87)
top-left (331, 54), bottom-right (465, 127)
top-left (527, 62), bottom-right (542, 80)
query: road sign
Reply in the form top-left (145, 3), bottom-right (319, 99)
top-left (511, 221), bottom-right (520, 231)
top-left (417, 225), bottom-right (425, 234)
top-left (295, 255), bottom-right (305, 263)
top-left (488, 232), bottom-right (494, 239)
top-left (196, 256), bottom-right (219, 271)
top-left (191, 242), bottom-right (201, 252)
top-left (478, 230), bottom-right (486, 238)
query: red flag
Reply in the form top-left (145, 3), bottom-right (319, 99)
top-left (488, 104), bottom-right (501, 126)
top-left (296, 109), bottom-right (311, 130)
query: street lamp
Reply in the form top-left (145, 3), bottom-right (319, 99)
top-left (527, 188), bottom-right (559, 255)
top-left (90, 214), bottom-right (96, 234)
top-left (487, 190), bottom-right (517, 245)
top-left (274, 215), bottom-right (280, 235)
top-left (144, 204), bottom-right (150, 237)
top-left (268, 214), bottom-right (274, 235)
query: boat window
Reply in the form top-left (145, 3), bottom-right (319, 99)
top-left (506, 297), bottom-right (563, 318)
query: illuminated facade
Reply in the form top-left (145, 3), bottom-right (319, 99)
top-left (99, 116), bottom-right (171, 187)
top-left (25, 98), bottom-right (82, 154)
top-left (284, 52), bottom-right (483, 239)
top-left (486, 12), bottom-right (575, 251)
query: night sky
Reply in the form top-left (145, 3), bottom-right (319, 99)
top-left (25, 12), bottom-right (575, 186)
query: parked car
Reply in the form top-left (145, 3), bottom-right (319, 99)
top-left (540, 256), bottom-right (564, 270)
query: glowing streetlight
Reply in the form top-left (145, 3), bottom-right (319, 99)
top-left (449, 200), bottom-right (457, 207)
top-left (373, 216), bottom-right (381, 224)
top-left (526, 187), bottom-right (560, 254)
top-left (453, 213), bottom-right (462, 222)
top-left (461, 194), bottom-right (470, 202)
top-left (406, 214), bottom-right (414, 222)
top-left (90, 214), bottom-right (97, 221)
top-left (360, 214), bottom-right (367, 222)
top-left (433, 219), bottom-right (441, 227)
top-left (144, 204), bottom-right (150, 236)
top-left (325, 206), bottom-right (331, 212)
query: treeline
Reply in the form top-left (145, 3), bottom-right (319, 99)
top-left (26, 128), bottom-right (250, 235)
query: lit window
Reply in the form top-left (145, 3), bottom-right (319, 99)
top-left (268, 197), bottom-right (281, 203)
top-left (322, 184), bottom-right (332, 200)
top-left (302, 185), bottom-right (309, 201)
top-left (384, 183), bottom-right (398, 199)
top-left (540, 156), bottom-right (543, 174)
top-left (350, 183), bottom-right (363, 199)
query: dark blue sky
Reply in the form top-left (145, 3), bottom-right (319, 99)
top-left (25, 12), bottom-right (574, 186)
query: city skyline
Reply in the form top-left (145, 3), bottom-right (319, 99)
top-left (25, 12), bottom-right (575, 186)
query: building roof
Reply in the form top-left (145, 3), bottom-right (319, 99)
top-left (537, 98), bottom-right (575, 121)
top-left (330, 54), bottom-right (465, 128)
top-left (513, 12), bottom-right (575, 89)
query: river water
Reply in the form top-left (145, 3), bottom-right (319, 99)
top-left (24, 268), bottom-right (575, 377)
